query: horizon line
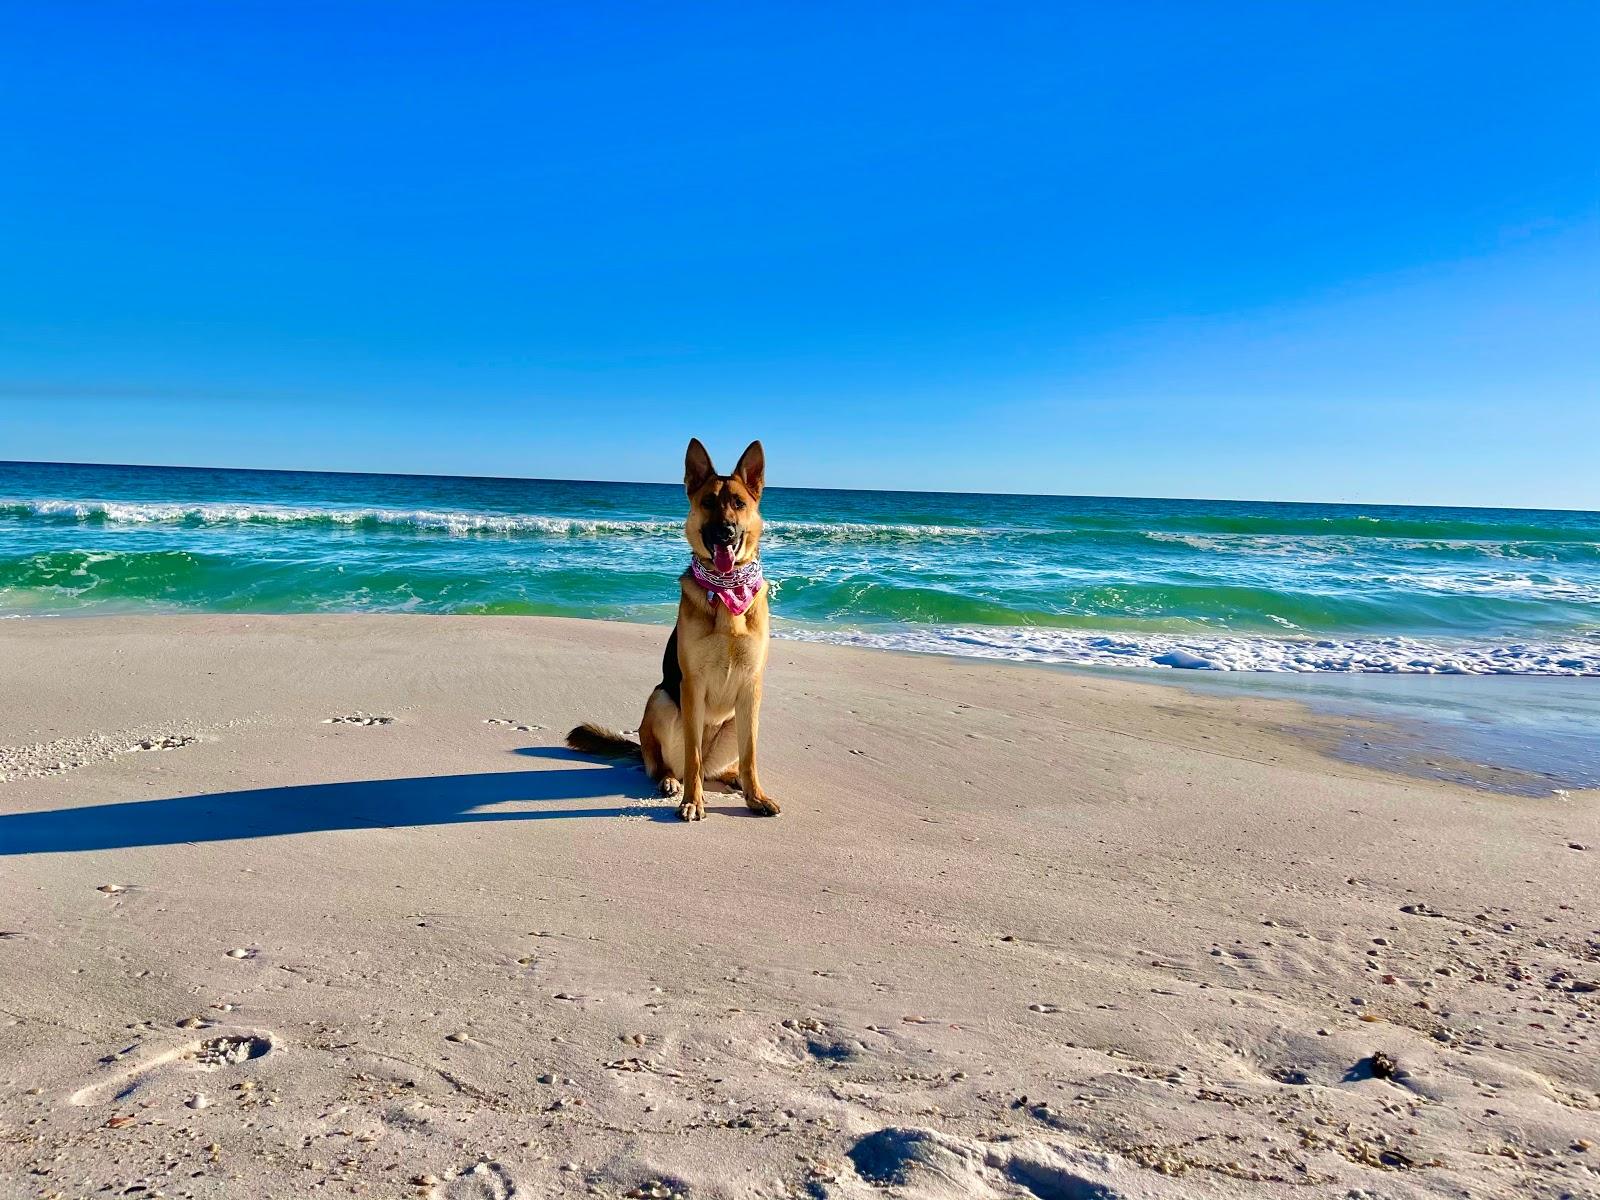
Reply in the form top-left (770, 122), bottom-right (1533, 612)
top-left (2, 458), bottom-right (1596, 517)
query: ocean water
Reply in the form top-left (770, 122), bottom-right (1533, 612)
top-left (2, 460), bottom-right (1599, 677)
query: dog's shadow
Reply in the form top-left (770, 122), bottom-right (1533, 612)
top-left (0, 746), bottom-right (755, 857)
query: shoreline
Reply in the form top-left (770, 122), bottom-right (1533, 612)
top-left (2, 613), bottom-right (1598, 1198)
top-left (6, 460), bottom-right (1599, 682)
top-left (6, 597), bottom-right (1600, 679)
top-left (4, 607), bottom-right (1595, 794)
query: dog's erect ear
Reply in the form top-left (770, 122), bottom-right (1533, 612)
top-left (685, 438), bottom-right (716, 495)
top-left (732, 440), bottom-right (765, 500)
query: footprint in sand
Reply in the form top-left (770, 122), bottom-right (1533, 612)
top-left (324, 714), bottom-right (396, 726)
top-left (3, 729), bottom-right (198, 780)
top-left (484, 718), bottom-right (545, 732)
top-left (124, 734), bottom-right (199, 752)
top-left (846, 1127), bottom-right (1163, 1199)
top-left (434, 1161), bottom-right (522, 1199)
top-left (68, 1031), bottom-right (277, 1107)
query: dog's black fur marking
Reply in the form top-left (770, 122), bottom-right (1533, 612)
top-left (659, 627), bottom-right (682, 705)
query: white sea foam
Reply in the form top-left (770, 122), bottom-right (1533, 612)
top-left (8, 497), bottom-right (1595, 558)
top-left (765, 519), bottom-right (980, 542)
top-left (777, 625), bottom-right (1600, 676)
top-left (0, 498), bottom-right (975, 542)
top-left (1, 497), bottom-right (676, 535)
top-left (1395, 572), bottom-right (1599, 601)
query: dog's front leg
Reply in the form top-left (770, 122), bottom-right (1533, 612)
top-left (678, 680), bottom-right (706, 821)
top-left (736, 677), bottom-right (780, 816)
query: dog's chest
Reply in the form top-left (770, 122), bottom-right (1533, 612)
top-left (682, 600), bottom-right (767, 707)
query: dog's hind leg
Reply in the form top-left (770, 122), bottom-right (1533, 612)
top-left (640, 689), bottom-right (683, 798)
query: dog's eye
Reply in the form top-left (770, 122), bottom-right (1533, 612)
top-left (732, 499), bottom-right (745, 510)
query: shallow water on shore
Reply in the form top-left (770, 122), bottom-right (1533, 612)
top-left (1139, 669), bottom-right (1600, 795)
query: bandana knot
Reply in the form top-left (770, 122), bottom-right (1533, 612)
top-left (691, 556), bottom-right (764, 616)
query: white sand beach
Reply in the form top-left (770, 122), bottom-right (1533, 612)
top-left (1, 615), bottom-right (1596, 1199)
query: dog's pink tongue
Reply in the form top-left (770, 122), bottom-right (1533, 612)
top-left (713, 545), bottom-right (735, 574)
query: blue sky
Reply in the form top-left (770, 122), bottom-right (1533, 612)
top-left (2, 2), bottom-right (1596, 508)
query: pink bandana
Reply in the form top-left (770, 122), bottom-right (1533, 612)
top-left (691, 556), bottom-right (764, 616)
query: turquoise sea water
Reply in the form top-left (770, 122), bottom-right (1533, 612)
top-left (3, 460), bottom-right (1599, 676)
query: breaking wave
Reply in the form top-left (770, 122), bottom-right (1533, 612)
top-left (6, 497), bottom-right (1600, 561)
top-left (779, 626), bottom-right (1600, 676)
top-left (0, 498), bottom-right (981, 543)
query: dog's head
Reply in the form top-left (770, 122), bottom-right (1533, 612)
top-left (683, 438), bottom-right (764, 571)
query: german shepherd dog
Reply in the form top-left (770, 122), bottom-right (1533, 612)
top-left (566, 439), bottom-right (780, 822)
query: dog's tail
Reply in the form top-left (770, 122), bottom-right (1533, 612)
top-left (565, 722), bottom-right (642, 760)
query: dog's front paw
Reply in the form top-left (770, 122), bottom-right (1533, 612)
top-left (658, 775), bottom-right (683, 798)
top-left (745, 792), bottom-right (781, 817)
top-left (676, 796), bottom-right (705, 822)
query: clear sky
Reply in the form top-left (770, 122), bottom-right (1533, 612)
top-left (2, 2), bottom-right (1596, 508)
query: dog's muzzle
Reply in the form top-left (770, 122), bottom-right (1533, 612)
top-left (702, 521), bottom-right (738, 548)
